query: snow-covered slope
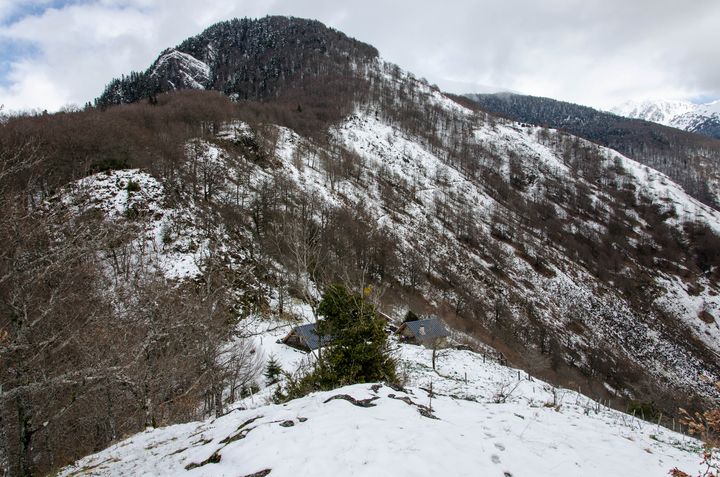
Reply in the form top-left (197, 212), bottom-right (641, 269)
top-left (41, 59), bottom-right (720, 475)
top-left (58, 169), bottom-right (208, 279)
top-left (612, 99), bottom-right (720, 138)
top-left (57, 63), bottom-right (720, 410)
top-left (59, 333), bottom-right (707, 477)
top-left (150, 49), bottom-right (211, 91)
top-left (71, 62), bottom-right (720, 404)
top-left (673, 101), bottom-right (720, 136)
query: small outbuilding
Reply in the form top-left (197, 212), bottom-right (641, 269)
top-left (397, 318), bottom-right (450, 346)
top-left (281, 323), bottom-right (332, 352)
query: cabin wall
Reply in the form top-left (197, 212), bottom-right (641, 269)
top-left (283, 333), bottom-right (310, 352)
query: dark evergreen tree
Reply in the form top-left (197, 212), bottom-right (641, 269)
top-left (264, 355), bottom-right (283, 385)
top-left (314, 284), bottom-right (396, 386)
top-left (282, 284), bottom-right (396, 400)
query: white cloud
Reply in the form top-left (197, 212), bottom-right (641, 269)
top-left (0, 61), bottom-right (71, 112)
top-left (1, 0), bottom-right (719, 112)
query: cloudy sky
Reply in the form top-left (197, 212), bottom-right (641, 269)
top-left (1, 0), bottom-right (719, 112)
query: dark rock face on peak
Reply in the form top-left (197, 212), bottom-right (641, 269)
top-left (151, 49), bottom-right (212, 91)
top-left (96, 16), bottom-right (379, 107)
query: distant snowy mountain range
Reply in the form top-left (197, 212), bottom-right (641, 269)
top-left (611, 99), bottom-right (720, 139)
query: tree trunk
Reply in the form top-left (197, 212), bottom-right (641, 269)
top-left (214, 385), bottom-right (223, 419)
top-left (0, 401), bottom-right (6, 476)
top-left (16, 398), bottom-right (34, 477)
top-left (142, 380), bottom-right (155, 429)
top-left (105, 388), bottom-right (117, 442)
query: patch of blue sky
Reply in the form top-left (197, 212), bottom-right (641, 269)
top-left (1, 0), bottom-right (88, 26)
top-left (0, 39), bottom-right (40, 87)
top-left (689, 94), bottom-right (720, 105)
top-left (0, 1), bottom-right (86, 86)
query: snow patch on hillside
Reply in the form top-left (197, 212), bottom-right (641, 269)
top-left (65, 169), bottom-right (163, 219)
top-left (216, 120), bottom-right (254, 141)
top-left (60, 169), bottom-right (206, 279)
top-left (475, 122), bottom-right (570, 176)
top-left (655, 274), bottom-right (720, 355)
top-left (613, 152), bottom-right (720, 233)
top-left (338, 110), bottom-right (494, 210)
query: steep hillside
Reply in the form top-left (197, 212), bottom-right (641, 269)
top-left (465, 93), bottom-right (720, 208)
top-left (3, 17), bottom-right (720, 475)
top-left (613, 99), bottom-right (720, 140)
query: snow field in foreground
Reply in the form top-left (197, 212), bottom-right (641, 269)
top-left (60, 325), bottom-right (707, 477)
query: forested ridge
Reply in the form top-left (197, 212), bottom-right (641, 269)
top-left (466, 92), bottom-right (720, 209)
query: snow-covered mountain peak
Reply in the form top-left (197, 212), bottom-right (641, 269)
top-left (611, 99), bottom-right (696, 127)
top-left (612, 98), bottom-right (720, 139)
top-left (701, 99), bottom-right (720, 115)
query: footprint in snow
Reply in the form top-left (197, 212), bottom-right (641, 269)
top-left (494, 443), bottom-right (505, 451)
top-left (491, 454), bottom-right (501, 464)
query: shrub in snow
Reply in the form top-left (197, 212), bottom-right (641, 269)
top-left (126, 179), bottom-right (141, 193)
top-left (670, 382), bottom-right (720, 477)
top-left (627, 400), bottom-right (659, 421)
top-left (125, 204), bottom-right (140, 220)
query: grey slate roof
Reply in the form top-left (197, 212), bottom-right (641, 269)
top-left (401, 318), bottom-right (450, 341)
top-left (287, 322), bottom-right (332, 351)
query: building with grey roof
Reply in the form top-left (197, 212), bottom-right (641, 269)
top-left (281, 322), bottom-right (332, 352)
top-left (397, 318), bottom-right (450, 346)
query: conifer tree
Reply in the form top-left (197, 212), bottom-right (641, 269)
top-left (314, 284), bottom-right (396, 386)
top-left (264, 355), bottom-right (283, 385)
